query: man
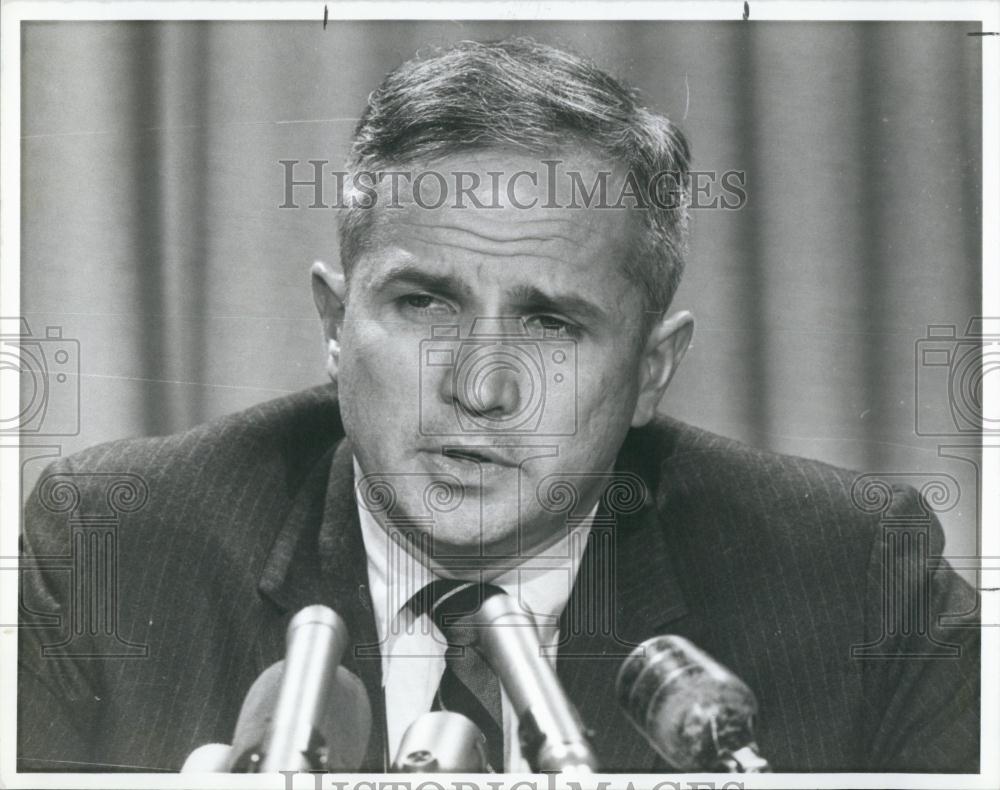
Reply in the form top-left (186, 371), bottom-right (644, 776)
top-left (18, 38), bottom-right (979, 773)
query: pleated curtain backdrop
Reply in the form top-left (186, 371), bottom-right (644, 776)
top-left (19, 21), bottom-right (982, 562)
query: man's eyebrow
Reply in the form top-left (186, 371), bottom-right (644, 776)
top-left (508, 285), bottom-right (608, 324)
top-left (367, 263), bottom-right (609, 323)
top-left (367, 263), bottom-right (473, 300)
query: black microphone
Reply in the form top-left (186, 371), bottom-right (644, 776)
top-left (616, 635), bottom-right (770, 772)
top-left (469, 593), bottom-right (599, 773)
top-left (228, 605), bottom-right (371, 772)
top-left (391, 712), bottom-right (488, 772)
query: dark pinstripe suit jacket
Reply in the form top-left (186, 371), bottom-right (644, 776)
top-left (18, 386), bottom-right (980, 773)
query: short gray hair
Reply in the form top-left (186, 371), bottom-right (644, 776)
top-left (340, 37), bottom-right (692, 319)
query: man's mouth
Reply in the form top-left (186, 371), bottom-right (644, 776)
top-left (435, 446), bottom-right (518, 467)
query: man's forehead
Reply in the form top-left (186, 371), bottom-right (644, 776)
top-left (360, 150), bottom-right (636, 261)
top-left (410, 147), bottom-right (630, 208)
top-left (361, 202), bottom-right (634, 290)
top-left (379, 202), bottom-right (602, 248)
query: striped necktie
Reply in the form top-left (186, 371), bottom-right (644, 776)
top-left (409, 580), bottom-right (506, 772)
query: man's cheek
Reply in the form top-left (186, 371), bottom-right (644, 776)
top-left (577, 354), bottom-right (636, 419)
top-left (344, 324), bottom-right (419, 382)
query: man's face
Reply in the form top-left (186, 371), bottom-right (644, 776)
top-left (323, 150), bottom-right (686, 576)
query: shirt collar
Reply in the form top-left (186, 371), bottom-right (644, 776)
top-left (354, 458), bottom-right (594, 647)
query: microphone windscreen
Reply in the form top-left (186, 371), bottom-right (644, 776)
top-left (616, 635), bottom-right (760, 771)
top-left (227, 661), bottom-right (372, 772)
top-left (320, 664), bottom-right (372, 770)
top-left (392, 711), bottom-right (487, 772)
top-left (228, 662), bottom-right (285, 771)
top-left (181, 743), bottom-right (232, 772)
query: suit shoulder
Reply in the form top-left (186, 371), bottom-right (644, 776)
top-left (25, 386), bottom-right (344, 545)
top-left (633, 417), bottom-right (928, 547)
top-left (22, 386), bottom-right (345, 589)
top-left (635, 415), bottom-right (861, 492)
top-left (43, 385), bottom-right (343, 484)
top-left (629, 418), bottom-right (960, 624)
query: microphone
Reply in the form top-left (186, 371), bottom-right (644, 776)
top-left (228, 605), bottom-right (371, 772)
top-left (227, 662), bottom-right (283, 770)
top-left (470, 593), bottom-right (599, 774)
top-left (616, 635), bottom-right (770, 772)
top-left (181, 743), bottom-right (231, 772)
top-left (391, 712), bottom-right (488, 772)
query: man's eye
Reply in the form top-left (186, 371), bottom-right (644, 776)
top-left (529, 315), bottom-right (581, 338)
top-left (404, 294), bottom-right (434, 309)
top-left (398, 293), bottom-right (453, 316)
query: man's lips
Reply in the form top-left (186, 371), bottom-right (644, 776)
top-left (421, 445), bottom-right (520, 468)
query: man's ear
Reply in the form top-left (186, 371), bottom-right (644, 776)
top-left (311, 259), bottom-right (347, 381)
top-left (631, 309), bottom-right (694, 427)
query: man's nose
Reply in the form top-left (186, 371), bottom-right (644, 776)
top-left (441, 347), bottom-right (523, 420)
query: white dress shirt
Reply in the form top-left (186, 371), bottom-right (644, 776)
top-left (355, 460), bottom-right (594, 772)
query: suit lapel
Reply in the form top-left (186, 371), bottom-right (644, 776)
top-left (557, 433), bottom-right (690, 771)
top-left (255, 436), bottom-right (387, 770)
top-left (317, 439), bottom-right (388, 770)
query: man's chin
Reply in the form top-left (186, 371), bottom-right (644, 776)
top-left (392, 522), bottom-right (535, 579)
top-left (363, 475), bottom-right (567, 573)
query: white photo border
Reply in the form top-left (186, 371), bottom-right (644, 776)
top-left (1, 2), bottom-right (997, 789)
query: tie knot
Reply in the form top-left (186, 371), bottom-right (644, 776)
top-left (409, 580), bottom-right (506, 643)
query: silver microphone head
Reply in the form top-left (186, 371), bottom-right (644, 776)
top-left (392, 711), bottom-right (488, 772)
top-left (228, 605), bottom-right (371, 773)
top-left (260, 605), bottom-right (352, 772)
top-left (228, 661), bottom-right (372, 772)
top-left (472, 593), bottom-right (598, 773)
